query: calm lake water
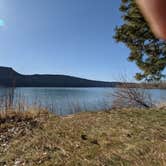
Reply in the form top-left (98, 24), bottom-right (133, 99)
top-left (0, 87), bottom-right (166, 115)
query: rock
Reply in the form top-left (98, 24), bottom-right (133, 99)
top-left (90, 140), bottom-right (99, 145)
top-left (81, 135), bottom-right (88, 140)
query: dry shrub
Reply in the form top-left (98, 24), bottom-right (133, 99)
top-left (155, 102), bottom-right (166, 109)
top-left (112, 83), bottom-right (154, 109)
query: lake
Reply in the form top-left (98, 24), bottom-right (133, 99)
top-left (0, 87), bottom-right (166, 115)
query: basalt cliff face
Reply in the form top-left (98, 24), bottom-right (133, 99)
top-left (0, 67), bottom-right (120, 87)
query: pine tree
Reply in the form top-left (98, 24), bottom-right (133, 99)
top-left (114, 0), bottom-right (166, 81)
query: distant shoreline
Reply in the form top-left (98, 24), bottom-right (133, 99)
top-left (0, 66), bottom-right (166, 89)
top-left (0, 66), bottom-right (121, 87)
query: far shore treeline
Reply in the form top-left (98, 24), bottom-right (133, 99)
top-left (0, 66), bottom-right (166, 89)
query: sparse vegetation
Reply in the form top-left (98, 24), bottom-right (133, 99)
top-left (0, 78), bottom-right (165, 165)
top-left (112, 83), bottom-right (154, 109)
top-left (0, 108), bottom-right (165, 165)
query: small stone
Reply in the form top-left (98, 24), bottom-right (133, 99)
top-left (14, 160), bottom-right (21, 166)
top-left (90, 140), bottom-right (99, 145)
top-left (81, 135), bottom-right (88, 140)
top-left (127, 134), bottom-right (132, 138)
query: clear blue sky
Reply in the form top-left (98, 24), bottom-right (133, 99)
top-left (0, 0), bottom-right (140, 81)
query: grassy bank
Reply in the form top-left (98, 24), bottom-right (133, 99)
top-left (0, 108), bottom-right (166, 166)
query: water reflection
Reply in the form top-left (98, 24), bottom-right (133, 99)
top-left (0, 87), bottom-right (15, 110)
top-left (0, 87), bottom-right (165, 115)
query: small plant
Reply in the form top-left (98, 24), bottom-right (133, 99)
top-left (112, 83), bottom-right (154, 109)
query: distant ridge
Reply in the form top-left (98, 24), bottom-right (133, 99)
top-left (0, 66), bottom-right (121, 87)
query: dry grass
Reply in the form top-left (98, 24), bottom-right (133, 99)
top-left (0, 108), bottom-right (166, 166)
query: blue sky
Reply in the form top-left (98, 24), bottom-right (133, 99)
top-left (0, 0), bottom-right (140, 81)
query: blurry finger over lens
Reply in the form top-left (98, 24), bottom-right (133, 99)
top-left (136, 0), bottom-right (166, 39)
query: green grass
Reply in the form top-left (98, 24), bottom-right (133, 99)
top-left (0, 108), bottom-right (166, 165)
